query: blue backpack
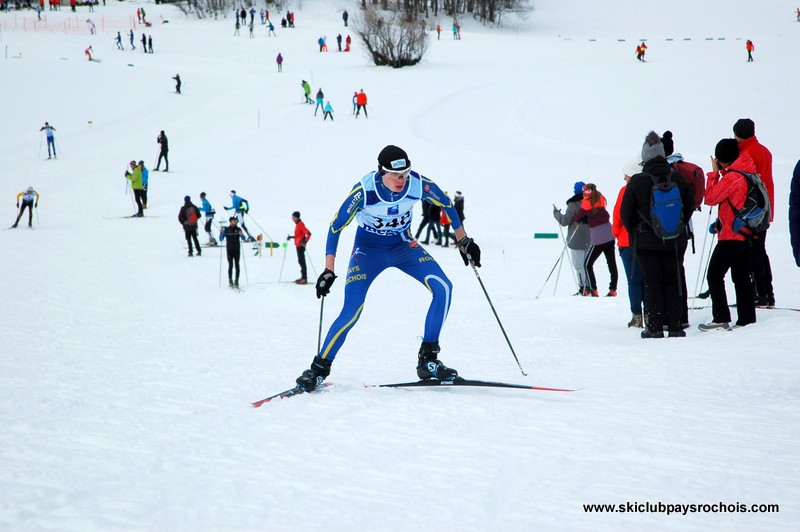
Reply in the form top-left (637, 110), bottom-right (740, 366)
top-left (648, 172), bottom-right (684, 240)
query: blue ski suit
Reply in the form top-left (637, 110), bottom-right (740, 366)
top-left (318, 170), bottom-right (463, 361)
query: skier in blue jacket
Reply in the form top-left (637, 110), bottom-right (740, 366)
top-left (224, 190), bottom-right (254, 241)
top-left (295, 145), bottom-right (482, 391)
top-left (199, 192), bottom-right (217, 245)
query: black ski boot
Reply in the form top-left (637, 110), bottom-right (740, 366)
top-left (295, 356), bottom-right (333, 392)
top-left (416, 341), bottom-right (458, 381)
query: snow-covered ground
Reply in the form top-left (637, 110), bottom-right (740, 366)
top-left (1, 0), bottom-right (799, 530)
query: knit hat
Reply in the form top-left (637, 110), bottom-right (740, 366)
top-left (291, 211), bottom-right (301, 218)
top-left (573, 181), bottom-right (586, 195)
top-left (184, 195), bottom-right (191, 203)
top-left (660, 130), bottom-right (674, 156)
top-left (641, 131), bottom-right (665, 163)
top-left (733, 118), bottom-right (755, 139)
top-left (714, 138), bottom-right (739, 164)
top-left (623, 158), bottom-right (642, 177)
top-left (377, 145), bottom-right (411, 173)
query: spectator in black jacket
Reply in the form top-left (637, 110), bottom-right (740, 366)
top-left (178, 196), bottom-right (202, 257)
top-left (621, 131), bottom-right (695, 338)
top-left (790, 159), bottom-right (800, 267)
top-left (155, 130), bottom-right (169, 172)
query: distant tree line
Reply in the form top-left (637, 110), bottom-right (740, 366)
top-left (175, 0), bottom-right (287, 20)
top-left (359, 0), bottom-right (531, 25)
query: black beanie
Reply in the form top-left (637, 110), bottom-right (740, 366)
top-left (291, 211), bottom-right (301, 218)
top-left (733, 118), bottom-right (755, 139)
top-left (661, 130), bottom-right (674, 156)
top-left (377, 145), bottom-right (411, 172)
top-left (184, 195), bottom-right (191, 203)
top-left (714, 138), bottom-right (739, 164)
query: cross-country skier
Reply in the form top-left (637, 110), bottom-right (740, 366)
top-left (301, 80), bottom-right (312, 103)
top-left (220, 217), bottom-right (247, 288)
top-left (199, 192), bottom-right (218, 245)
top-left (293, 145), bottom-right (482, 392)
top-left (155, 130), bottom-right (169, 172)
top-left (173, 74), bottom-right (181, 94)
top-left (115, 32), bottom-right (123, 50)
top-left (178, 196), bottom-right (202, 257)
top-left (314, 88), bottom-right (324, 116)
top-left (224, 190), bottom-right (255, 241)
top-left (12, 186), bottom-right (39, 228)
top-left (129, 29), bottom-right (136, 50)
top-left (124, 160), bottom-right (145, 217)
top-left (323, 100), bottom-right (334, 121)
top-left (39, 122), bottom-right (56, 159)
top-left (138, 160), bottom-right (149, 209)
top-left (289, 211), bottom-right (311, 284)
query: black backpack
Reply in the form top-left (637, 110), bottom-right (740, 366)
top-left (726, 170), bottom-right (771, 235)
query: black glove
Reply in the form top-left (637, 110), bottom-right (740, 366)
top-left (456, 237), bottom-right (481, 267)
top-left (34, 203), bottom-right (38, 208)
top-left (287, 235), bottom-right (293, 240)
top-left (315, 269), bottom-right (337, 299)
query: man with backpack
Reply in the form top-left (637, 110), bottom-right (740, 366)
top-left (662, 130), bottom-right (704, 322)
top-left (621, 131), bottom-right (695, 338)
top-left (178, 196), bottom-right (202, 257)
top-left (699, 139), bottom-right (757, 331)
top-left (734, 118), bottom-right (775, 307)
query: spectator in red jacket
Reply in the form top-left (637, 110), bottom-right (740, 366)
top-left (734, 118), bottom-right (774, 306)
top-left (290, 211), bottom-right (312, 284)
top-left (745, 39), bottom-right (755, 62)
top-left (699, 139), bottom-right (756, 331)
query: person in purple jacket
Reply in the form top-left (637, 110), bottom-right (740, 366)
top-left (573, 183), bottom-right (618, 297)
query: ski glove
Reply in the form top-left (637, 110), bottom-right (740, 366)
top-left (315, 269), bottom-right (337, 299)
top-left (456, 237), bottom-right (481, 267)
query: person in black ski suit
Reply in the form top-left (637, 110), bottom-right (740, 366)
top-left (155, 130), bottom-right (169, 171)
top-left (178, 196), bottom-right (202, 257)
top-left (220, 216), bottom-right (247, 288)
top-left (621, 132), bottom-right (695, 338)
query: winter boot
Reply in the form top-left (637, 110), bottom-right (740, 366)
top-left (627, 314), bottom-right (644, 328)
top-left (606, 289), bottom-right (617, 297)
top-left (641, 329), bottom-right (665, 339)
top-left (698, 321), bottom-right (731, 332)
top-left (295, 356), bottom-right (333, 392)
top-left (668, 330), bottom-right (687, 338)
top-left (416, 341), bottom-right (458, 381)
top-left (229, 280), bottom-right (234, 288)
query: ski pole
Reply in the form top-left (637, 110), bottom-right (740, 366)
top-left (557, 223), bottom-right (579, 291)
top-left (305, 248), bottom-right (318, 278)
top-left (317, 296), bottom-right (325, 356)
top-left (219, 240), bottom-right (224, 288)
top-left (278, 241), bottom-right (288, 282)
top-left (38, 131), bottom-right (43, 158)
top-left (691, 206), bottom-right (715, 307)
top-left (35, 205), bottom-right (40, 226)
top-left (467, 257), bottom-right (527, 376)
top-left (241, 243), bottom-right (250, 287)
top-left (245, 212), bottom-right (275, 242)
top-left (536, 225), bottom-right (580, 299)
top-left (553, 229), bottom-right (568, 296)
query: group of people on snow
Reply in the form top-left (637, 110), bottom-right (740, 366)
top-left (553, 119), bottom-right (779, 337)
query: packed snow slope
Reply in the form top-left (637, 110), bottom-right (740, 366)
top-left (1, 0), bottom-right (799, 530)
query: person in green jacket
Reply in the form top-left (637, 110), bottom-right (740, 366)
top-left (124, 160), bottom-right (145, 217)
top-left (301, 80), bottom-right (312, 104)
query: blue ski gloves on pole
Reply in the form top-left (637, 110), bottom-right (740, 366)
top-left (315, 269), bottom-right (337, 298)
top-left (456, 237), bottom-right (481, 267)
